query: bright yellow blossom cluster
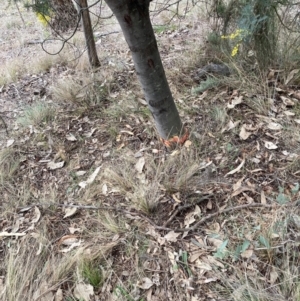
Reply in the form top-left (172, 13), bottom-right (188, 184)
top-left (231, 44), bottom-right (240, 57)
top-left (36, 12), bottom-right (51, 27)
top-left (221, 29), bottom-right (246, 57)
top-left (221, 29), bottom-right (245, 40)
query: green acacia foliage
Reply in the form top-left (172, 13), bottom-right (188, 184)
top-left (212, 0), bottom-right (291, 68)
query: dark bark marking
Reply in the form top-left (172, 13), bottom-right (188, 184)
top-left (124, 14), bottom-right (132, 26)
top-left (147, 59), bottom-right (155, 68)
top-left (129, 45), bottom-right (138, 52)
top-left (129, 40), bottom-right (157, 54)
top-left (128, 0), bottom-right (150, 17)
top-left (158, 108), bottom-right (167, 114)
top-left (149, 97), bottom-right (167, 108)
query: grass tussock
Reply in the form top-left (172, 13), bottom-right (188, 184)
top-left (17, 102), bottom-right (56, 128)
top-left (1, 218), bottom-right (120, 301)
top-left (0, 59), bottom-right (27, 86)
top-left (102, 148), bottom-right (211, 215)
top-left (0, 148), bottom-right (21, 184)
top-left (51, 72), bottom-right (108, 108)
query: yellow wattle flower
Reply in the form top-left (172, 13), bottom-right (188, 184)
top-left (231, 44), bottom-right (240, 57)
top-left (36, 12), bottom-right (51, 26)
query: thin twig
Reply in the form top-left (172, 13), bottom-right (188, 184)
top-left (178, 202), bottom-right (295, 233)
top-left (144, 202), bottom-right (295, 233)
top-left (0, 115), bottom-right (8, 136)
top-left (15, 0), bottom-right (26, 27)
top-left (18, 203), bottom-right (153, 220)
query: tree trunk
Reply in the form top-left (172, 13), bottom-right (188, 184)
top-left (79, 0), bottom-right (101, 68)
top-left (104, 0), bottom-right (185, 144)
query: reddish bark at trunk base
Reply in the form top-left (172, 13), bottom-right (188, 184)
top-left (161, 128), bottom-right (189, 148)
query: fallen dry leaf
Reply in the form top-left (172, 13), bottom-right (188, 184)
top-left (231, 186), bottom-right (255, 197)
top-left (33, 281), bottom-right (54, 301)
top-left (69, 227), bottom-right (82, 234)
top-left (120, 130), bottom-right (134, 136)
top-left (135, 156), bottom-right (145, 173)
top-left (207, 237), bottom-right (223, 248)
top-left (102, 183), bottom-right (108, 195)
top-left (280, 95), bottom-right (295, 106)
top-left (205, 255), bottom-right (225, 268)
top-left (54, 288), bottom-right (63, 301)
top-left (184, 140), bottom-right (192, 148)
top-left (137, 98), bottom-right (147, 105)
top-left (66, 133), bottom-right (77, 141)
top-left (206, 200), bottom-right (212, 210)
top-left (138, 277), bottom-right (154, 290)
top-left (225, 158), bottom-right (245, 176)
top-left (164, 231), bottom-right (180, 242)
top-left (184, 205), bottom-right (201, 227)
top-left (269, 268), bottom-right (279, 284)
top-left (261, 190), bottom-right (267, 204)
top-left (63, 207), bottom-right (77, 218)
top-left (283, 111), bottom-right (295, 116)
top-left (73, 283), bottom-right (94, 301)
top-left (267, 122), bottom-right (282, 130)
top-left (6, 139), bottom-right (14, 147)
top-left (189, 250), bottom-right (206, 263)
top-left (194, 259), bottom-right (213, 271)
top-left (0, 231), bottom-right (26, 238)
top-left (264, 141), bottom-right (278, 150)
top-left (167, 250), bottom-right (177, 270)
top-left (60, 240), bottom-right (82, 253)
top-left (221, 120), bottom-right (240, 133)
top-left (170, 150), bottom-right (180, 156)
top-left (285, 68), bottom-right (300, 85)
top-left (117, 143), bottom-right (125, 150)
top-left (79, 166), bottom-right (101, 188)
top-left (75, 170), bottom-right (87, 176)
top-left (58, 235), bottom-right (79, 246)
top-left (198, 278), bottom-right (218, 284)
top-left (239, 124), bottom-right (252, 140)
top-left (32, 206), bottom-right (41, 224)
top-left (232, 176), bottom-right (245, 192)
top-left (47, 161), bottom-right (65, 170)
top-left (172, 193), bottom-right (181, 203)
top-left (84, 128), bottom-right (97, 138)
top-left (227, 95), bottom-right (243, 109)
top-left (240, 249), bottom-right (253, 259)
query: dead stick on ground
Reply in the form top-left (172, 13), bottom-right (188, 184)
top-left (59, 202), bottom-right (295, 233)
top-left (17, 202), bottom-right (295, 234)
top-left (18, 203), bottom-right (156, 225)
top-left (151, 202), bottom-right (295, 232)
top-left (163, 194), bottom-right (212, 227)
top-left (0, 115), bottom-right (8, 136)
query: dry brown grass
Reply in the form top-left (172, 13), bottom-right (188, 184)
top-left (1, 1), bottom-right (300, 301)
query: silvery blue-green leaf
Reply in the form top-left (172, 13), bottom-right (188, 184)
top-left (259, 235), bottom-right (270, 249)
top-left (276, 192), bottom-right (289, 204)
top-left (214, 239), bottom-right (229, 259)
top-left (241, 240), bottom-right (250, 252)
top-left (292, 183), bottom-right (299, 195)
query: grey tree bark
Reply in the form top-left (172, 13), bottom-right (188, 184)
top-left (104, 0), bottom-right (185, 143)
top-left (79, 0), bottom-right (101, 68)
